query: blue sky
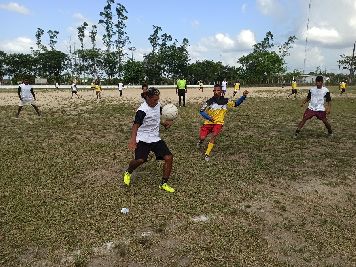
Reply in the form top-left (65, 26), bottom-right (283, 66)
top-left (1, 0), bottom-right (356, 73)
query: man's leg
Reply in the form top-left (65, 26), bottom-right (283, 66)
top-left (295, 110), bottom-right (313, 137)
top-left (182, 93), bottom-right (186, 107)
top-left (320, 117), bottom-right (332, 135)
top-left (162, 154), bottom-right (173, 183)
top-left (31, 104), bottom-right (41, 116)
top-left (16, 106), bottom-right (23, 118)
top-left (204, 125), bottom-right (222, 161)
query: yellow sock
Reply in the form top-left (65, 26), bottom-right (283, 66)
top-left (205, 142), bottom-right (214, 156)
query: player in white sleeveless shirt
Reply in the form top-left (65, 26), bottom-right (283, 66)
top-left (16, 79), bottom-right (41, 118)
top-left (122, 87), bottom-right (176, 193)
top-left (294, 75), bottom-right (333, 138)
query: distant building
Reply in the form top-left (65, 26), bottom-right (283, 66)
top-left (300, 74), bottom-right (329, 84)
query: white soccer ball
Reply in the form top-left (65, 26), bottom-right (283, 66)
top-left (161, 103), bottom-right (178, 120)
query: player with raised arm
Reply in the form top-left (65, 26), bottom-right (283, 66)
top-left (197, 84), bottom-right (249, 161)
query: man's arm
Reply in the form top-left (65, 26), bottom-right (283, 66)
top-left (234, 90), bottom-right (249, 107)
top-left (17, 86), bottom-right (22, 100)
top-left (128, 110), bottom-right (146, 150)
top-left (30, 88), bottom-right (36, 100)
top-left (199, 102), bottom-right (213, 121)
top-left (128, 124), bottom-right (139, 150)
top-left (300, 90), bottom-right (311, 107)
top-left (325, 92), bottom-right (331, 114)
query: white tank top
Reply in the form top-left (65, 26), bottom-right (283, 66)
top-left (20, 84), bottom-right (33, 101)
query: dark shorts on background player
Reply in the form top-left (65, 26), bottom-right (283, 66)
top-left (135, 140), bottom-right (172, 161)
top-left (178, 90), bottom-right (186, 96)
top-left (303, 108), bottom-right (326, 120)
top-left (199, 124), bottom-right (223, 139)
top-left (292, 89), bottom-right (297, 94)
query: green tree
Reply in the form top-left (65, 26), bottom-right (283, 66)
top-left (123, 60), bottom-right (145, 84)
top-left (114, 3), bottom-right (130, 78)
top-left (99, 0), bottom-right (115, 52)
top-left (0, 51), bottom-right (7, 81)
top-left (338, 53), bottom-right (356, 83)
top-left (77, 22), bottom-right (88, 50)
top-left (35, 28), bottom-right (46, 51)
top-left (238, 31), bottom-right (296, 84)
top-left (36, 50), bottom-right (69, 83)
top-left (47, 30), bottom-right (59, 50)
top-left (89, 24), bottom-right (98, 49)
top-left (5, 53), bottom-right (36, 82)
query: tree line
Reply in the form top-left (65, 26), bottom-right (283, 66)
top-left (0, 0), bottom-right (352, 86)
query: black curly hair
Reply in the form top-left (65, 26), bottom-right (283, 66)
top-left (146, 87), bottom-right (160, 97)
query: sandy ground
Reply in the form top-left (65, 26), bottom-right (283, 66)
top-left (0, 86), bottom-right (352, 110)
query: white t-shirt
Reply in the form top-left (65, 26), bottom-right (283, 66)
top-left (135, 101), bottom-right (161, 143)
top-left (222, 81), bottom-right (227, 91)
top-left (307, 86), bottom-right (331, 111)
top-left (118, 83), bottom-right (124, 91)
top-left (19, 83), bottom-right (33, 101)
top-left (71, 83), bottom-right (77, 91)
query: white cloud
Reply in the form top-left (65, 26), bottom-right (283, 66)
top-left (0, 2), bottom-right (30, 15)
top-left (73, 12), bottom-right (86, 22)
top-left (188, 29), bottom-right (257, 65)
top-left (306, 27), bottom-right (341, 45)
top-left (256, 0), bottom-right (276, 15)
top-left (0, 37), bottom-right (34, 53)
top-left (237, 30), bottom-right (256, 49)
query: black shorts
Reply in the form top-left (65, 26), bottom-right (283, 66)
top-left (341, 88), bottom-right (345, 92)
top-left (178, 90), bottom-right (186, 96)
top-left (135, 140), bottom-right (172, 161)
top-left (292, 89), bottom-right (297, 94)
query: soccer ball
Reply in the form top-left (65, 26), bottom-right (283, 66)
top-left (161, 103), bottom-right (178, 120)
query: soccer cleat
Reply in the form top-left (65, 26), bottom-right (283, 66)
top-left (204, 154), bottom-right (210, 161)
top-left (159, 183), bottom-right (175, 193)
top-left (123, 171), bottom-right (131, 186)
top-left (328, 133), bottom-right (334, 138)
top-left (196, 141), bottom-right (201, 148)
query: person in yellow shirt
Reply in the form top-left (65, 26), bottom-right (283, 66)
top-left (176, 76), bottom-right (187, 107)
top-left (197, 84), bottom-right (249, 161)
top-left (288, 79), bottom-right (297, 99)
top-left (233, 80), bottom-right (241, 97)
top-left (95, 78), bottom-right (102, 100)
top-left (340, 80), bottom-right (347, 95)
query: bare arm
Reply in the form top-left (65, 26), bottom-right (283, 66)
top-left (325, 101), bottom-right (331, 115)
top-left (18, 86), bottom-right (22, 100)
top-left (31, 88), bottom-right (36, 100)
top-left (128, 124), bottom-right (139, 150)
top-left (161, 120), bottom-right (173, 129)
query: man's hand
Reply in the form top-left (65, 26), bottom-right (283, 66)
top-left (162, 119), bottom-right (173, 129)
top-left (128, 140), bottom-right (137, 151)
top-left (243, 90), bottom-right (249, 96)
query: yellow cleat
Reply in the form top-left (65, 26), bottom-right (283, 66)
top-left (123, 171), bottom-right (131, 186)
top-left (159, 183), bottom-right (175, 193)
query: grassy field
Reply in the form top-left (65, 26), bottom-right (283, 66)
top-left (0, 87), bottom-right (355, 266)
